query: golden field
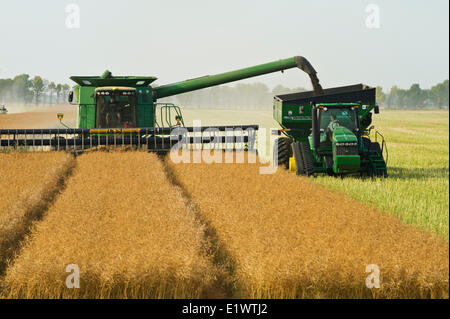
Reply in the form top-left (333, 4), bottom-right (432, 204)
top-left (167, 152), bottom-right (449, 298)
top-left (0, 110), bottom-right (448, 299)
top-left (0, 150), bottom-right (447, 299)
top-left (0, 152), bottom-right (74, 274)
top-left (1, 152), bottom-right (215, 298)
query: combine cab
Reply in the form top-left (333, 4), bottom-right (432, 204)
top-left (0, 56), bottom-right (322, 153)
top-left (273, 84), bottom-right (388, 177)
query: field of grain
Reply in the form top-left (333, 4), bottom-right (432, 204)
top-left (0, 109), bottom-right (448, 299)
top-left (182, 109), bottom-right (450, 238)
top-left (0, 152), bottom-right (74, 274)
top-left (1, 151), bottom-right (215, 298)
top-left (167, 152), bottom-right (449, 298)
top-left (0, 104), bottom-right (76, 128)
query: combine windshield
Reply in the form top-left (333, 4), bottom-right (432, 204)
top-left (96, 90), bottom-right (137, 128)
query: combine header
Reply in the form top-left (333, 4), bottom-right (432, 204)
top-left (0, 56), bottom-right (322, 153)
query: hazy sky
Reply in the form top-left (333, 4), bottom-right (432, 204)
top-left (0, 0), bottom-right (448, 91)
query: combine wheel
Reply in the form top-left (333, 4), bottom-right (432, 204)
top-left (273, 137), bottom-right (292, 169)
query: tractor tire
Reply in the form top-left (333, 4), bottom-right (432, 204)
top-left (325, 155), bottom-right (334, 176)
top-left (299, 142), bottom-right (315, 176)
top-left (273, 137), bottom-right (292, 169)
top-left (291, 142), bottom-right (315, 176)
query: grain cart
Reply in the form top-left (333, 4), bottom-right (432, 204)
top-left (273, 84), bottom-right (388, 177)
top-left (0, 56), bottom-right (322, 152)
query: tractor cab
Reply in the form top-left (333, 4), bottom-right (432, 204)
top-left (95, 87), bottom-right (137, 128)
top-left (312, 103), bottom-right (362, 174)
top-left (316, 104), bottom-right (360, 148)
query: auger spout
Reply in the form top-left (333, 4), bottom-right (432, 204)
top-left (153, 56), bottom-right (323, 100)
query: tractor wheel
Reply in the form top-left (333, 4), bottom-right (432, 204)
top-left (298, 142), bottom-right (315, 176)
top-left (273, 137), bottom-right (292, 169)
top-left (290, 142), bottom-right (315, 176)
top-left (367, 164), bottom-right (375, 178)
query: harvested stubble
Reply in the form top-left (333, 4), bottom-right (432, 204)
top-left (0, 152), bottom-right (74, 273)
top-left (167, 151), bottom-right (449, 298)
top-left (1, 151), bottom-right (215, 298)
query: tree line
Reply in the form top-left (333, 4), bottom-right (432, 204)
top-left (0, 74), bottom-right (71, 105)
top-left (1, 73), bottom-right (448, 110)
top-left (376, 80), bottom-right (449, 109)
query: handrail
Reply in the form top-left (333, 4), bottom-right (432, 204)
top-left (375, 130), bottom-right (388, 165)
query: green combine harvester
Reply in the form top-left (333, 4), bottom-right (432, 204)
top-left (0, 55), bottom-right (387, 177)
top-left (0, 56), bottom-right (320, 152)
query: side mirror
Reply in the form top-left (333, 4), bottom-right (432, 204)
top-left (68, 91), bottom-right (74, 103)
top-left (374, 105), bottom-right (380, 114)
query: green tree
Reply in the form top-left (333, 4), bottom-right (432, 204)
top-left (387, 85), bottom-right (407, 109)
top-left (0, 78), bottom-right (13, 103)
top-left (12, 74), bottom-right (32, 103)
top-left (405, 83), bottom-right (426, 108)
top-left (62, 84), bottom-right (70, 103)
top-left (272, 85), bottom-right (292, 96)
top-left (430, 80), bottom-right (449, 108)
top-left (375, 86), bottom-right (386, 106)
top-left (56, 84), bottom-right (63, 103)
top-left (32, 76), bottom-right (46, 105)
top-left (48, 82), bottom-right (56, 104)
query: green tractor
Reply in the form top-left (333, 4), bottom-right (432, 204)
top-left (273, 84), bottom-right (388, 177)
